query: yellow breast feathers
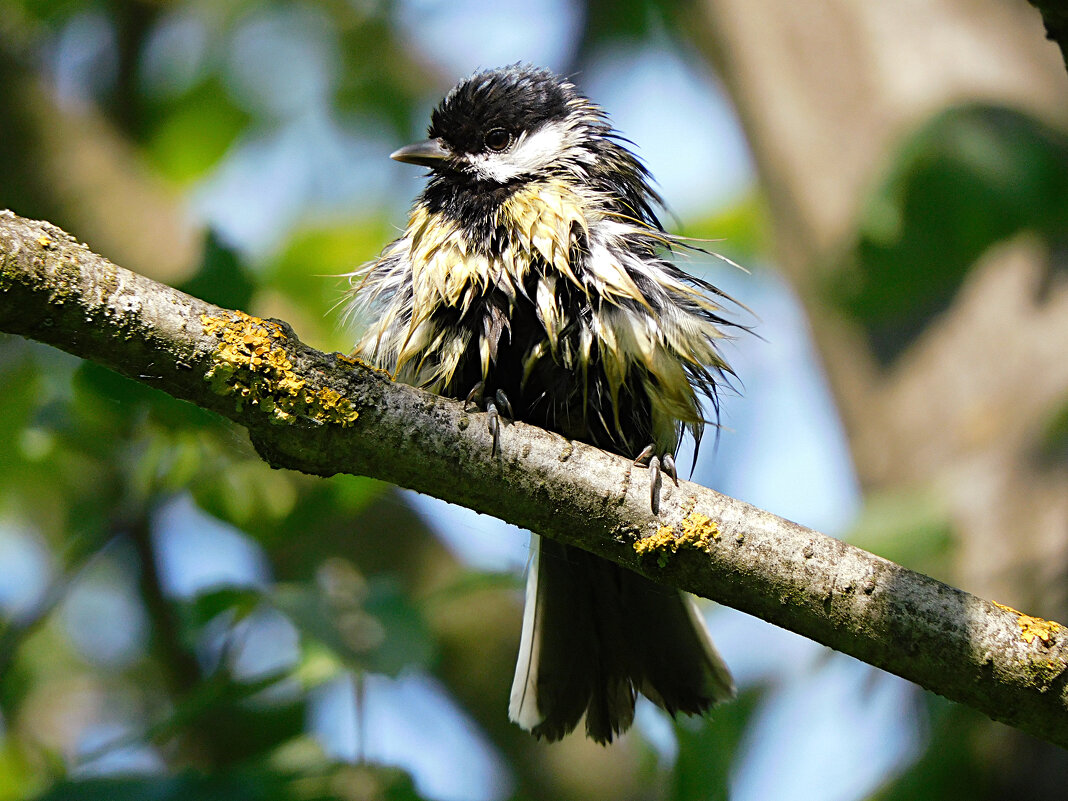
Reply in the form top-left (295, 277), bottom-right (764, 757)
top-left (352, 179), bottom-right (730, 449)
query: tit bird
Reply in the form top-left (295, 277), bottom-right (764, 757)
top-left (346, 64), bottom-right (738, 743)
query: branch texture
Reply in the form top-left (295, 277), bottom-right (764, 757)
top-left (3, 210), bottom-right (1068, 748)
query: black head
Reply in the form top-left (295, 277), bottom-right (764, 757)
top-left (429, 65), bottom-right (574, 157)
top-left (391, 65), bottom-right (606, 186)
top-left (392, 65), bottom-right (665, 235)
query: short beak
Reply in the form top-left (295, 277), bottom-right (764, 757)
top-left (390, 138), bottom-right (450, 167)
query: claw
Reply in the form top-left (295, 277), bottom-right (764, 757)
top-left (633, 444), bottom-right (655, 466)
top-left (487, 400), bottom-right (501, 456)
top-left (633, 444), bottom-right (678, 513)
top-left (465, 381), bottom-right (486, 410)
top-left (467, 383), bottom-right (511, 456)
top-left (495, 389), bottom-right (514, 420)
top-left (662, 453), bottom-right (679, 487)
top-left (649, 455), bottom-right (661, 514)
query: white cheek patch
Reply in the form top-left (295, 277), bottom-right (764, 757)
top-left (469, 120), bottom-right (578, 183)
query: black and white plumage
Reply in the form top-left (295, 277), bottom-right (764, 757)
top-left (346, 65), bottom-right (737, 743)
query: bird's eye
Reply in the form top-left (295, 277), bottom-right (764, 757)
top-left (485, 128), bottom-right (512, 152)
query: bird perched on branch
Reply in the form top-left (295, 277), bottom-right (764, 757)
top-left (346, 64), bottom-right (738, 743)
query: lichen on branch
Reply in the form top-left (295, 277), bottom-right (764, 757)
top-left (201, 310), bottom-right (359, 427)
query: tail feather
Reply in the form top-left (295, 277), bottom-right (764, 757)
top-left (630, 584), bottom-right (735, 715)
top-left (508, 535), bottom-right (598, 739)
top-left (509, 536), bottom-right (734, 744)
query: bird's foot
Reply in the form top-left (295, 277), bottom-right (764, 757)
top-left (466, 382), bottom-right (513, 456)
top-left (633, 445), bottom-right (679, 514)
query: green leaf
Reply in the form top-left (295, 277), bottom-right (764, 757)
top-left (0, 352), bottom-right (42, 473)
top-left (271, 583), bottom-right (369, 667)
top-left (272, 574), bottom-right (435, 677)
top-left (33, 763), bottom-right (430, 801)
top-left (262, 220), bottom-right (396, 352)
top-left (183, 587), bottom-right (262, 630)
top-left (683, 189), bottom-right (771, 265)
top-left (839, 104), bottom-right (1068, 362)
top-left (578, 0), bottom-right (686, 46)
top-left (178, 231), bottom-right (257, 311)
top-left (190, 458), bottom-right (299, 529)
top-left (671, 688), bottom-right (762, 801)
top-left (144, 79), bottom-right (251, 184)
top-left (362, 577), bottom-right (435, 676)
top-left (1036, 397), bottom-right (1068, 468)
top-left (870, 697), bottom-right (996, 801)
top-left (73, 361), bottom-right (220, 433)
top-left (0, 714), bottom-right (37, 801)
top-left (845, 487), bottom-right (954, 578)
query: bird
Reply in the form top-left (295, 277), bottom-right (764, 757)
top-left (345, 64), bottom-right (738, 744)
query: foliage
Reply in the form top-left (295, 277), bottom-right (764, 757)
top-left (839, 104), bottom-right (1068, 362)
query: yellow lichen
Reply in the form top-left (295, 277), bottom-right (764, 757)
top-left (634, 512), bottom-right (720, 566)
top-left (1019, 616), bottom-right (1063, 645)
top-left (993, 600), bottom-right (1064, 645)
top-left (352, 355), bottom-right (393, 378)
top-left (201, 311), bottom-right (359, 427)
top-left (679, 512), bottom-right (719, 547)
top-left (633, 525), bottom-right (680, 558)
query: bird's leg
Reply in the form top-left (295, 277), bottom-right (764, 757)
top-left (466, 383), bottom-right (513, 456)
top-left (633, 446), bottom-right (680, 513)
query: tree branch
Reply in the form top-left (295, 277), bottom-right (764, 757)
top-left (3, 209), bottom-right (1068, 748)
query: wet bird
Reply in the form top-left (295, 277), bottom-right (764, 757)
top-left (346, 64), bottom-right (738, 743)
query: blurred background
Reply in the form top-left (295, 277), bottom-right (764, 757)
top-left (1, 1), bottom-right (1067, 799)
